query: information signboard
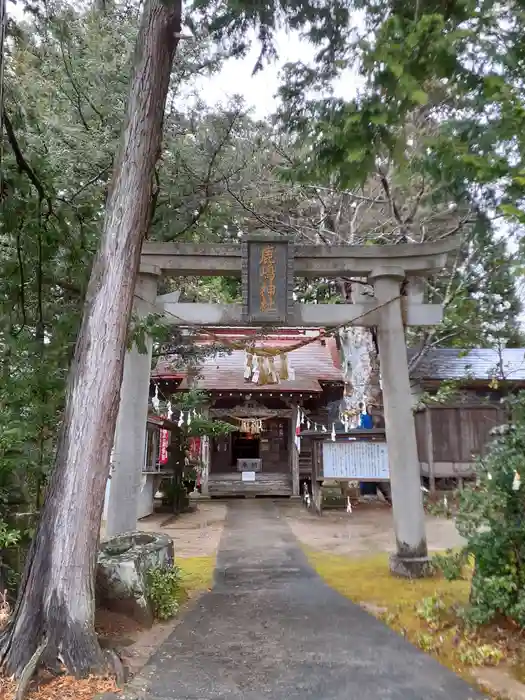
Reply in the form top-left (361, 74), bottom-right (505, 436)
top-left (322, 441), bottom-right (390, 480)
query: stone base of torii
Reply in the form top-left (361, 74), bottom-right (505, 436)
top-left (105, 234), bottom-right (458, 578)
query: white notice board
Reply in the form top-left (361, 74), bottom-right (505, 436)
top-left (241, 471), bottom-right (256, 482)
top-left (322, 441), bottom-right (390, 480)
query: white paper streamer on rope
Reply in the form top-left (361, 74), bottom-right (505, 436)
top-left (166, 400), bottom-right (173, 420)
top-left (152, 385), bottom-right (160, 413)
top-left (187, 411), bottom-right (192, 426)
top-left (178, 411), bottom-right (184, 427)
top-left (294, 409), bottom-right (301, 454)
top-left (331, 423), bottom-right (336, 442)
top-left (244, 351), bottom-right (252, 379)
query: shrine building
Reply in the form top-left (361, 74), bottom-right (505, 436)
top-left (149, 328), bottom-right (345, 500)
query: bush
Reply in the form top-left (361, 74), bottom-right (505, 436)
top-left (432, 549), bottom-right (469, 581)
top-left (145, 565), bottom-right (183, 620)
top-left (452, 392), bottom-right (525, 626)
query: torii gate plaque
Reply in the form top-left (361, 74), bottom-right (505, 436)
top-left (241, 233), bottom-right (294, 324)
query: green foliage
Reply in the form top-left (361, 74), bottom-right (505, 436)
top-left (452, 393), bottom-right (525, 626)
top-left (163, 390), bottom-right (236, 440)
top-left (456, 640), bottom-right (504, 666)
top-left (416, 594), bottom-right (446, 627)
top-left (145, 565), bottom-right (183, 620)
top-left (0, 522), bottom-right (22, 550)
top-left (129, 314), bottom-right (171, 354)
top-left (432, 549), bottom-right (469, 581)
top-left (276, 0), bottom-right (525, 351)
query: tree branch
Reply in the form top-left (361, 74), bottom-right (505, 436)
top-left (3, 110), bottom-right (51, 209)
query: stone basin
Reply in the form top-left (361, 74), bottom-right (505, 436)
top-left (96, 530), bottom-right (174, 626)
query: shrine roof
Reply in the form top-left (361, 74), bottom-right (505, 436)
top-left (408, 347), bottom-right (525, 382)
top-left (152, 331), bottom-right (343, 393)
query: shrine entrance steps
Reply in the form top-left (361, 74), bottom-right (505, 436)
top-left (207, 472), bottom-right (292, 497)
top-left (131, 500), bottom-right (483, 700)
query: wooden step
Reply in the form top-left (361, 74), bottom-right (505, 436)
top-left (208, 472), bottom-right (292, 497)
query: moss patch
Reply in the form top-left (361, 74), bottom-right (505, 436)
top-left (178, 555), bottom-right (215, 598)
top-left (305, 549), bottom-right (517, 692)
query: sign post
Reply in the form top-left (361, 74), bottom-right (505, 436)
top-left (241, 232), bottom-right (294, 324)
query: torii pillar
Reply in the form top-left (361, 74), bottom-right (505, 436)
top-left (371, 266), bottom-right (429, 577)
top-left (105, 266), bottom-right (160, 538)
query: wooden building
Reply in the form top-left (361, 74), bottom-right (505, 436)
top-left (151, 329), bottom-right (344, 498)
top-left (409, 347), bottom-right (525, 487)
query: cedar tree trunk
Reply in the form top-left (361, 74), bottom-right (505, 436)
top-left (0, 0), bottom-right (181, 678)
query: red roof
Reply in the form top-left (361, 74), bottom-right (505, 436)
top-left (153, 333), bottom-right (343, 393)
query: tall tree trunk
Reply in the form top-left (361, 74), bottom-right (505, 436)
top-left (0, 0), bottom-right (181, 679)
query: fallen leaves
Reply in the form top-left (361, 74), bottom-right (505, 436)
top-left (0, 673), bottom-right (120, 700)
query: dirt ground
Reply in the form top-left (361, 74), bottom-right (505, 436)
top-left (135, 498), bottom-right (463, 558)
top-left (136, 500), bottom-right (227, 557)
top-left (278, 500), bottom-right (464, 555)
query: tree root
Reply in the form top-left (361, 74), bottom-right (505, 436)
top-left (104, 648), bottom-right (126, 687)
top-left (14, 637), bottom-right (48, 700)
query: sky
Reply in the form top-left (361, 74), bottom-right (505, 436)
top-left (186, 27), bottom-right (364, 119)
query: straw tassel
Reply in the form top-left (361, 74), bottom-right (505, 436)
top-left (268, 356), bottom-right (279, 384)
top-left (279, 353), bottom-right (289, 381)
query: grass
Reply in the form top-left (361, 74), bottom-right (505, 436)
top-left (304, 549), bottom-right (515, 688)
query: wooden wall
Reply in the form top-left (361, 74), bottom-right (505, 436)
top-left (415, 404), bottom-right (505, 485)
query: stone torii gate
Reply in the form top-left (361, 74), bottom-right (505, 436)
top-left (106, 233), bottom-right (458, 577)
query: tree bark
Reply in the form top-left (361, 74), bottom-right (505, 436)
top-left (339, 280), bottom-right (381, 422)
top-left (0, 0), bottom-right (181, 678)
